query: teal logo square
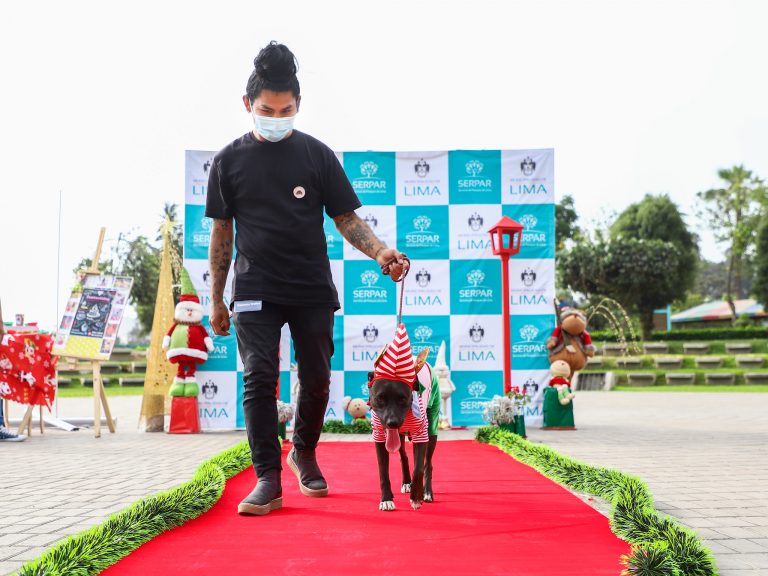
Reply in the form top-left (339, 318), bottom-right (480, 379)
top-left (236, 371), bottom-right (245, 428)
top-left (451, 371), bottom-right (504, 426)
top-left (450, 260), bottom-right (502, 314)
top-left (510, 314), bottom-right (556, 370)
top-left (344, 261), bottom-right (397, 315)
top-left (343, 152), bottom-right (396, 205)
top-left (332, 317), bottom-right (344, 371)
top-left (324, 214), bottom-right (343, 260)
top-left (184, 204), bottom-right (211, 260)
top-left (448, 150), bottom-right (501, 204)
top-left (401, 315), bottom-right (450, 367)
top-left (502, 204), bottom-right (555, 259)
top-left (397, 205), bottom-right (449, 260)
top-left (202, 317), bottom-right (237, 372)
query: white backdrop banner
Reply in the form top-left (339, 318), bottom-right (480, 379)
top-left (184, 149), bottom-right (555, 428)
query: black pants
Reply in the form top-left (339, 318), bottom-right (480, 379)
top-left (233, 302), bottom-right (334, 477)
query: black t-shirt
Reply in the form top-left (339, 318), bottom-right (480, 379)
top-left (205, 130), bottom-right (361, 309)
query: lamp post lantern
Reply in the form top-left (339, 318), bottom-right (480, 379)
top-left (488, 216), bottom-right (524, 394)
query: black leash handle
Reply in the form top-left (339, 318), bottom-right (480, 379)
top-left (381, 254), bottom-right (410, 325)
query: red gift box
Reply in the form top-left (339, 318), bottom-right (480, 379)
top-left (169, 396), bottom-right (200, 434)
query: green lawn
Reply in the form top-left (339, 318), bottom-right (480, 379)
top-left (57, 384), bottom-right (146, 397)
top-left (614, 385), bottom-right (768, 393)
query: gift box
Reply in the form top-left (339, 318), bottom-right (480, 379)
top-left (169, 396), bottom-right (200, 434)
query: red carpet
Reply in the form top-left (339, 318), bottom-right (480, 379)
top-left (101, 440), bottom-right (629, 575)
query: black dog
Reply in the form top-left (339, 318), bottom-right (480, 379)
top-left (367, 353), bottom-right (438, 511)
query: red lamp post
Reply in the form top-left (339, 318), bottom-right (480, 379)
top-left (488, 216), bottom-right (524, 395)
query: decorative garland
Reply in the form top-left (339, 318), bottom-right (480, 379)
top-left (17, 441), bottom-right (253, 576)
top-left (476, 427), bottom-right (718, 576)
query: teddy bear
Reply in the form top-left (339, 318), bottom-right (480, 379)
top-left (549, 359), bottom-right (575, 405)
top-left (546, 307), bottom-right (596, 374)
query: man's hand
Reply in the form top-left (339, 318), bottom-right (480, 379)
top-left (377, 247), bottom-right (408, 282)
top-left (210, 301), bottom-right (231, 336)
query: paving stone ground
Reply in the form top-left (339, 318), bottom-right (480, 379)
top-left (1, 391), bottom-right (766, 575)
top-left (526, 391), bottom-right (768, 575)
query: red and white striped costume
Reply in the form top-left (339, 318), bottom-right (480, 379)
top-left (370, 324), bottom-right (430, 444)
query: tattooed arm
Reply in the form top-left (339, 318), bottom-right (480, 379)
top-left (333, 211), bottom-right (406, 280)
top-left (208, 218), bottom-right (234, 336)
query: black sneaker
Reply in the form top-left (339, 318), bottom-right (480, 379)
top-left (237, 469), bottom-right (282, 516)
top-left (0, 427), bottom-right (26, 442)
top-left (287, 447), bottom-right (329, 497)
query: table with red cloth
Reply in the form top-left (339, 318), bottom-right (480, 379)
top-left (0, 331), bottom-right (58, 408)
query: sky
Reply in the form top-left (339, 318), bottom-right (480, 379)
top-left (1, 0), bottom-right (767, 332)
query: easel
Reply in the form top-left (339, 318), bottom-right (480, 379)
top-left (57, 228), bottom-right (117, 438)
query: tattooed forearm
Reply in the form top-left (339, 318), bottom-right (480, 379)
top-left (208, 218), bottom-right (233, 302)
top-left (333, 212), bottom-right (386, 259)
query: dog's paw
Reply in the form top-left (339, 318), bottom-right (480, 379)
top-left (401, 483), bottom-right (411, 493)
top-left (424, 491), bottom-right (434, 502)
top-left (379, 500), bottom-right (396, 511)
top-left (410, 498), bottom-right (423, 510)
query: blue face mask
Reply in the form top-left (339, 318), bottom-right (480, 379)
top-left (253, 113), bottom-right (295, 142)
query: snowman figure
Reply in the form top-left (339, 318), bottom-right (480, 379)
top-left (162, 269), bottom-right (213, 397)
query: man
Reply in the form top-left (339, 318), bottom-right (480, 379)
top-left (206, 42), bottom-right (405, 516)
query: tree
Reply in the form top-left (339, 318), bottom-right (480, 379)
top-left (697, 166), bottom-right (767, 319)
top-left (559, 236), bottom-right (683, 339)
top-left (555, 194), bottom-right (579, 251)
top-left (753, 213), bottom-right (768, 307)
top-left (610, 194), bottom-right (698, 295)
top-left (71, 204), bottom-right (183, 338)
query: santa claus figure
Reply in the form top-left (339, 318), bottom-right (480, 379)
top-left (162, 269), bottom-right (213, 398)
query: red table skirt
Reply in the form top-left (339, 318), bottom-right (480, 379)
top-left (0, 332), bottom-right (58, 408)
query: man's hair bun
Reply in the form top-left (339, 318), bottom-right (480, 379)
top-left (254, 41), bottom-right (297, 82)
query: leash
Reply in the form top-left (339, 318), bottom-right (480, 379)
top-left (380, 253), bottom-right (410, 326)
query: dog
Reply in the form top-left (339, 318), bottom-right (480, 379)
top-left (368, 347), bottom-right (440, 511)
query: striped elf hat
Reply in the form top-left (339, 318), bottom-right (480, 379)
top-left (373, 323), bottom-right (416, 385)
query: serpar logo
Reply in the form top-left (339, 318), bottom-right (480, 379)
top-left (202, 380), bottom-right (218, 400)
top-left (415, 268), bottom-right (431, 287)
top-left (519, 213), bottom-right (548, 247)
top-left (513, 323), bottom-right (547, 358)
top-left (414, 325), bottom-right (433, 343)
top-left (469, 323), bottom-right (484, 343)
top-left (353, 269), bottom-right (389, 304)
top-left (414, 159), bottom-right (430, 178)
top-left (361, 270), bottom-right (379, 287)
top-left (363, 214), bottom-right (378, 229)
top-left (405, 215), bottom-right (441, 249)
top-left (520, 156), bottom-right (536, 176)
top-left (468, 381), bottom-right (487, 398)
top-left (352, 160), bottom-right (388, 194)
top-left (465, 160), bottom-right (484, 177)
top-left (461, 380), bottom-right (491, 415)
top-left (468, 212), bottom-right (484, 231)
top-left (360, 383), bottom-right (370, 397)
top-left (360, 161), bottom-right (378, 178)
top-left (459, 269), bottom-right (493, 304)
top-left (194, 218), bottom-right (212, 245)
top-left (363, 324), bottom-right (379, 343)
top-left (521, 268), bottom-right (536, 287)
top-left (467, 269), bottom-right (485, 287)
top-left (520, 324), bottom-right (539, 342)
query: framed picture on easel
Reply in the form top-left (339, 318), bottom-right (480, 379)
top-left (51, 227), bottom-right (134, 437)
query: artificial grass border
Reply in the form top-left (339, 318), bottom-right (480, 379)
top-left (17, 440), bottom-right (254, 576)
top-left (476, 427), bottom-right (718, 576)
